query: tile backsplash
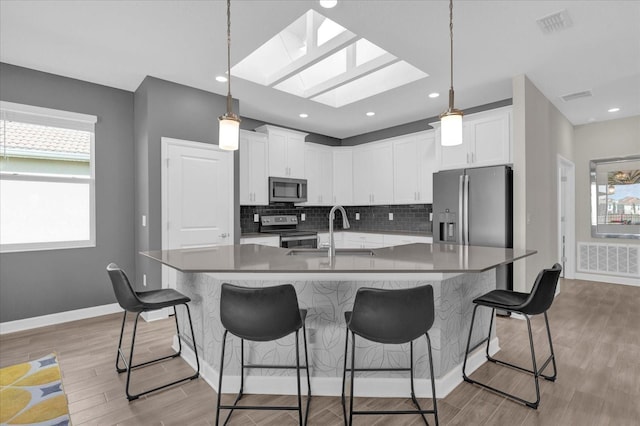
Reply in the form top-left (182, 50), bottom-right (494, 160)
top-left (241, 204), bottom-right (432, 234)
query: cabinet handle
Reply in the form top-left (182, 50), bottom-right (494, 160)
top-left (466, 153), bottom-right (470, 163)
top-left (471, 152), bottom-right (475, 163)
top-left (418, 191), bottom-right (421, 201)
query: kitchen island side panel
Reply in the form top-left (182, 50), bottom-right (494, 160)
top-left (174, 271), bottom-right (494, 384)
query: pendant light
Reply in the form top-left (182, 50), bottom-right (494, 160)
top-left (439, 0), bottom-right (463, 147)
top-left (218, 0), bottom-right (241, 151)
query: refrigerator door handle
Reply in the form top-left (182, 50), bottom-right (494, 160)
top-left (458, 175), bottom-right (465, 244)
top-left (464, 174), bottom-right (470, 245)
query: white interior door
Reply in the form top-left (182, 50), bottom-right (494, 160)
top-left (162, 137), bottom-right (234, 288)
top-left (558, 155), bottom-right (576, 280)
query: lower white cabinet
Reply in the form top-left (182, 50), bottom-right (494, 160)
top-left (239, 235), bottom-right (280, 247)
top-left (342, 232), bottom-right (385, 249)
top-left (383, 234), bottom-right (433, 246)
top-left (315, 232), bottom-right (433, 249)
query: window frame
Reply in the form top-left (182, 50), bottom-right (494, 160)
top-left (0, 101), bottom-right (97, 253)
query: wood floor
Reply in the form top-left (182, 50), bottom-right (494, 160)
top-left (1, 278), bottom-right (639, 425)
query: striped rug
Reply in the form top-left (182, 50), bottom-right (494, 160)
top-left (0, 353), bottom-right (70, 426)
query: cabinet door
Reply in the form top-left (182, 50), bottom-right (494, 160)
top-left (417, 131), bottom-right (436, 203)
top-left (393, 136), bottom-right (420, 204)
top-left (352, 147), bottom-right (372, 205)
top-left (304, 144), bottom-right (323, 205)
top-left (250, 135), bottom-right (269, 205)
top-left (318, 147), bottom-right (333, 205)
top-left (370, 143), bottom-right (394, 204)
top-left (267, 131), bottom-right (288, 177)
top-left (239, 134), bottom-right (252, 205)
top-left (333, 149), bottom-right (353, 205)
top-left (438, 126), bottom-right (471, 170)
top-left (286, 134), bottom-right (306, 178)
top-left (469, 110), bottom-right (511, 167)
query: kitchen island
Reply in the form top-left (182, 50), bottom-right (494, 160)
top-left (143, 243), bottom-right (535, 398)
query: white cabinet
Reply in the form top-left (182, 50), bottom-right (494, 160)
top-left (255, 125), bottom-right (307, 178)
top-left (383, 234), bottom-right (432, 247)
top-left (239, 235), bottom-right (280, 247)
top-left (353, 142), bottom-right (394, 205)
top-left (239, 130), bottom-right (269, 205)
top-left (332, 148), bottom-right (353, 205)
top-left (304, 143), bottom-right (333, 205)
top-left (393, 131), bottom-right (436, 204)
top-left (435, 106), bottom-right (512, 171)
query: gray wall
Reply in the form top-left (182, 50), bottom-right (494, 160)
top-left (0, 63), bottom-right (135, 322)
top-left (134, 76), bottom-right (234, 291)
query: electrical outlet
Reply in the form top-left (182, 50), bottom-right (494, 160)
top-left (143, 274), bottom-right (147, 287)
top-left (429, 212), bottom-right (433, 221)
top-left (142, 215), bottom-right (146, 227)
top-left (389, 212), bottom-right (394, 221)
top-left (253, 214), bottom-right (259, 223)
top-left (301, 213), bottom-right (306, 221)
top-left (355, 212), bottom-right (360, 220)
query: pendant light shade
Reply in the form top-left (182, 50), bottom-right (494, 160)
top-left (440, 0), bottom-right (463, 146)
top-left (218, 0), bottom-right (240, 151)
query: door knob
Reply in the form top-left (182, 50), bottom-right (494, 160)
top-left (219, 233), bottom-right (228, 238)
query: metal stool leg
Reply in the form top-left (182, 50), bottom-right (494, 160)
top-left (124, 312), bottom-right (142, 400)
top-left (426, 332), bottom-right (439, 426)
top-left (215, 330), bottom-right (228, 426)
top-left (301, 324), bottom-right (312, 425)
top-left (341, 327), bottom-right (349, 426)
top-left (541, 312), bottom-right (557, 381)
top-left (116, 310), bottom-right (128, 373)
top-left (295, 331), bottom-right (303, 425)
top-left (408, 341), bottom-right (429, 425)
top-left (349, 331), bottom-right (356, 426)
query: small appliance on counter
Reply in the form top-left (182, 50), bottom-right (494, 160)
top-left (269, 177), bottom-right (307, 203)
top-left (260, 215), bottom-right (317, 249)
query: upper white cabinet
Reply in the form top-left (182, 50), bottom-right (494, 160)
top-left (304, 143), bottom-right (333, 205)
top-left (239, 130), bottom-right (269, 205)
top-left (353, 142), bottom-right (394, 205)
top-left (255, 125), bottom-right (307, 178)
top-left (435, 106), bottom-right (512, 171)
top-left (393, 130), bottom-right (436, 204)
top-left (332, 148), bottom-right (353, 205)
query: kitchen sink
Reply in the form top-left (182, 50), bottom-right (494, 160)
top-left (286, 248), bottom-right (375, 256)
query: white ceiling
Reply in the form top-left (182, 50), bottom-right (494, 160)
top-left (1, 1), bottom-right (638, 139)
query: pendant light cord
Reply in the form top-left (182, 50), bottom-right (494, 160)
top-left (226, 0), bottom-right (233, 113)
top-left (448, 0), bottom-right (455, 111)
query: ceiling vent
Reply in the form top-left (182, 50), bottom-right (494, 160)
top-left (537, 9), bottom-right (573, 34)
top-left (561, 90), bottom-right (593, 102)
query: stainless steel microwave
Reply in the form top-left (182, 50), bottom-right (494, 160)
top-left (269, 177), bottom-right (307, 203)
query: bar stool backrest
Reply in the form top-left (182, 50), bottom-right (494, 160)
top-left (107, 263), bottom-right (145, 312)
top-left (220, 283), bottom-right (303, 342)
top-left (521, 263), bottom-right (562, 316)
top-left (349, 285), bottom-right (434, 344)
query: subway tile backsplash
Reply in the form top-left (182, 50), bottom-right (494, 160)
top-left (241, 204), bottom-right (432, 234)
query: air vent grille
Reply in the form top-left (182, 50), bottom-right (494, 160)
top-left (561, 90), bottom-right (593, 102)
top-left (537, 9), bottom-right (573, 34)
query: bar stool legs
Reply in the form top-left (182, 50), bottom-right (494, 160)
top-left (215, 328), bottom-right (312, 425)
top-left (115, 304), bottom-right (200, 401)
top-left (462, 305), bottom-right (557, 409)
top-left (341, 331), bottom-right (439, 426)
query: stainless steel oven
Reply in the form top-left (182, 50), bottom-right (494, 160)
top-left (260, 215), bottom-right (317, 249)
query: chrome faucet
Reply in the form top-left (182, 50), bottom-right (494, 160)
top-left (329, 205), bottom-right (350, 258)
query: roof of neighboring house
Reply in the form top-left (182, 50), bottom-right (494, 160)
top-left (0, 120), bottom-right (90, 159)
top-left (618, 196), bottom-right (640, 204)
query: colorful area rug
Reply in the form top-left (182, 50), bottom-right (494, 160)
top-left (0, 353), bottom-right (70, 426)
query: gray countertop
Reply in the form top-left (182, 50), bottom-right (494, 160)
top-left (142, 243), bottom-right (535, 274)
top-left (240, 230), bottom-right (433, 238)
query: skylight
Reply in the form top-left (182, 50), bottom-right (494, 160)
top-left (231, 10), bottom-right (428, 108)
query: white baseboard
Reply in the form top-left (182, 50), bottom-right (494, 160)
top-left (0, 303), bottom-right (123, 335)
top-left (141, 308), bottom-right (170, 322)
top-left (174, 335), bottom-right (499, 399)
top-left (574, 272), bottom-right (640, 287)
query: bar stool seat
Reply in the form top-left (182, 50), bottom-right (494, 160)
top-left (462, 263), bottom-right (562, 409)
top-left (215, 283), bottom-right (311, 425)
top-left (106, 263), bottom-right (200, 401)
top-left (342, 285), bottom-right (439, 426)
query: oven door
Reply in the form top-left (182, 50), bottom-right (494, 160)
top-left (280, 235), bottom-right (318, 249)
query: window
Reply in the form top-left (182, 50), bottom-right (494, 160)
top-left (0, 101), bottom-right (97, 252)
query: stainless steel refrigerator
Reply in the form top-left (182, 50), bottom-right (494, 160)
top-left (433, 165), bottom-right (513, 294)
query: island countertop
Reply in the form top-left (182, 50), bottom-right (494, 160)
top-left (142, 242), bottom-right (536, 274)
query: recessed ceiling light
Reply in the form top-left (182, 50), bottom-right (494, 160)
top-left (366, 112), bottom-right (375, 117)
top-left (299, 113), bottom-right (309, 118)
top-left (319, 0), bottom-right (338, 8)
top-left (428, 92), bottom-right (440, 98)
top-left (608, 107), bottom-right (620, 113)
top-left (215, 75), bottom-right (228, 82)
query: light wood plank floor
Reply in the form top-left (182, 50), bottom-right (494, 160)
top-left (1, 278), bottom-right (639, 425)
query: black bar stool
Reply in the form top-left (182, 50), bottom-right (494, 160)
top-left (106, 263), bottom-right (200, 401)
top-left (341, 285), bottom-right (439, 426)
top-left (215, 283), bottom-right (311, 425)
top-left (462, 263), bottom-right (562, 409)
